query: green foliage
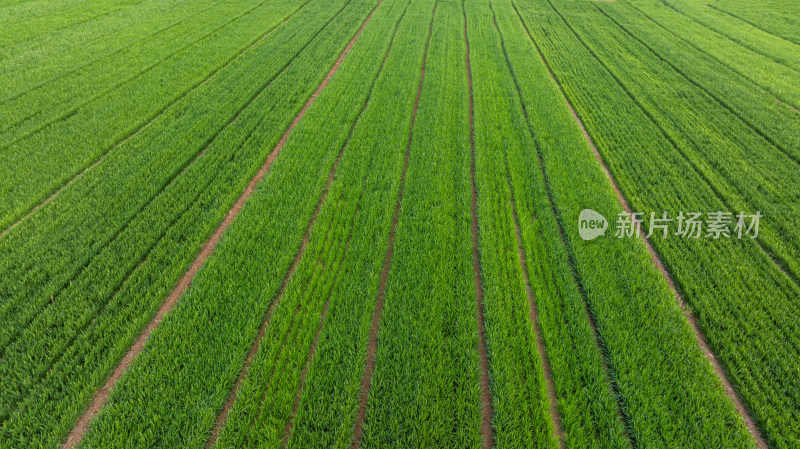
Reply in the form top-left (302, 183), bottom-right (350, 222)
top-left (1, 0), bottom-right (798, 448)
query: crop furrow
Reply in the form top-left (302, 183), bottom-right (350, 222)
top-left (510, 3), bottom-right (645, 446)
top-left (594, 6), bottom-right (797, 166)
top-left (350, 5), bottom-right (435, 448)
top-left (658, 0), bottom-right (800, 73)
top-left (0, 0), bottom-right (152, 53)
top-left (0, 64), bottom-right (292, 421)
top-left (489, 11), bottom-right (564, 448)
top-left (0, 7), bottom-right (328, 355)
top-left (264, 10), bottom-right (411, 447)
top-left (0, 0), bottom-right (353, 326)
top-left (509, 5), bottom-right (768, 446)
top-left (588, 4), bottom-right (800, 294)
top-left (0, 3), bottom-right (380, 446)
top-left (206, 44), bottom-right (374, 442)
top-left (278, 290), bottom-right (333, 449)
top-left (706, 4), bottom-right (800, 46)
top-left (0, 0), bottom-right (206, 106)
top-left (560, 0), bottom-right (800, 355)
top-left (626, 1), bottom-right (800, 111)
top-left (513, 0), bottom-right (800, 445)
top-left (461, 6), bottom-right (494, 449)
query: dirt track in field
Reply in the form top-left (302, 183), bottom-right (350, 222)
top-left (463, 8), bottom-right (495, 449)
top-left (511, 4), bottom-right (768, 448)
top-left (489, 11), bottom-right (565, 447)
top-left (349, 4), bottom-right (437, 448)
top-left (61, 3), bottom-right (383, 448)
top-left (202, 2), bottom-right (386, 446)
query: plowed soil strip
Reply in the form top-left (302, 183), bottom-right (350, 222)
top-left (0, 6), bottom-right (300, 240)
top-left (349, 5), bottom-right (436, 448)
top-left (463, 7), bottom-right (494, 449)
top-left (511, 4), bottom-right (768, 448)
top-left (61, 4), bottom-right (381, 448)
top-left (490, 12), bottom-right (563, 447)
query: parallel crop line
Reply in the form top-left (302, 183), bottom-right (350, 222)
top-left (489, 8), bottom-right (564, 448)
top-left (595, 5), bottom-right (799, 165)
top-left (0, 1), bottom-right (307, 239)
top-left (705, 4), bottom-right (800, 47)
top-left (658, 0), bottom-right (800, 75)
top-left (0, 0), bottom-right (333, 357)
top-left (278, 291), bottom-right (332, 449)
top-left (627, 2), bottom-right (800, 112)
top-left (200, 3), bottom-right (384, 446)
top-left (512, 3), bottom-right (768, 448)
top-left (462, 5), bottom-right (494, 449)
top-left (59, 2), bottom-right (379, 446)
top-left (541, 0), bottom-right (800, 297)
top-left (511, 3), bottom-right (638, 447)
top-left (598, 3), bottom-right (800, 165)
top-left (0, 51), bottom-right (291, 420)
top-left (349, 4), bottom-right (436, 448)
top-left (505, 146), bottom-right (565, 449)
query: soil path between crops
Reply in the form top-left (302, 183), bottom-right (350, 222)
top-left (204, 1), bottom-right (394, 445)
top-left (511, 205), bottom-right (566, 448)
top-left (511, 4), bottom-right (768, 448)
top-left (463, 7), bottom-right (495, 449)
top-left (61, 3), bottom-right (382, 448)
top-left (349, 4), bottom-right (437, 448)
top-left (489, 11), bottom-right (564, 447)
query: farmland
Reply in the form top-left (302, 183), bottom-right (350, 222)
top-left (0, 0), bottom-right (798, 448)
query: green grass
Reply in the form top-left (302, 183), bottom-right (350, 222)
top-left (1, 0), bottom-right (799, 447)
